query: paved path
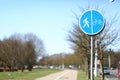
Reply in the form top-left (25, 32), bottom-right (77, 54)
top-left (105, 69), bottom-right (118, 80)
top-left (35, 69), bottom-right (77, 80)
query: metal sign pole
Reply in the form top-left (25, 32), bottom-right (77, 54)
top-left (90, 36), bottom-right (93, 80)
top-left (79, 10), bottom-right (105, 80)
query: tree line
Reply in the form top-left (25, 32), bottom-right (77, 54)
top-left (0, 33), bottom-right (45, 72)
top-left (39, 53), bottom-right (80, 68)
top-left (39, 50), bottom-right (120, 69)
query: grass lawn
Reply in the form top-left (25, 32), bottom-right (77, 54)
top-left (0, 69), bottom-right (61, 80)
top-left (77, 70), bottom-right (101, 80)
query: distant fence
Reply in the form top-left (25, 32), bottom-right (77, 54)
top-left (0, 67), bottom-right (18, 72)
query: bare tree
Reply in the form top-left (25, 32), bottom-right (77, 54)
top-left (67, 5), bottom-right (119, 80)
top-left (0, 33), bottom-right (45, 72)
top-left (24, 33), bottom-right (45, 71)
top-left (24, 33), bottom-right (45, 58)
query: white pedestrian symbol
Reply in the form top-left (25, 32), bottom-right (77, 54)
top-left (83, 17), bottom-right (89, 28)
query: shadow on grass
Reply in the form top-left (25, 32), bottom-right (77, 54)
top-left (77, 69), bottom-right (101, 80)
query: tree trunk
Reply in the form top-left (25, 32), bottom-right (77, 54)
top-left (27, 64), bottom-right (32, 71)
top-left (99, 49), bottom-right (105, 80)
top-left (87, 59), bottom-right (90, 80)
top-left (100, 59), bottom-right (105, 80)
top-left (21, 66), bottom-right (25, 72)
top-left (8, 66), bottom-right (12, 72)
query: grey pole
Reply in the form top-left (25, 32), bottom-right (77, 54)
top-left (94, 40), bottom-right (98, 77)
top-left (90, 36), bottom-right (93, 80)
top-left (62, 54), bottom-right (64, 69)
top-left (108, 55), bottom-right (111, 68)
top-left (94, 37), bottom-right (100, 77)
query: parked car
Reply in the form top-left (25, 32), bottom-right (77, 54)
top-left (103, 67), bottom-right (110, 75)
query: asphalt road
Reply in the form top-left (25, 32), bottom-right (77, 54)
top-left (35, 69), bottom-right (77, 80)
top-left (105, 69), bottom-right (119, 80)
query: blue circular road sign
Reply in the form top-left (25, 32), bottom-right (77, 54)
top-left (79, 10), bottom-right (105, 35)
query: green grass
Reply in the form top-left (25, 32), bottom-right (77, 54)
top-left (77, 70), bottom-right (101, 80)
top-left (94, 77), bottom-right (101, 80)
top-left (0, 69), bottom-right (61, 80)
top-left (77, 70), bottom-right (88, 80)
